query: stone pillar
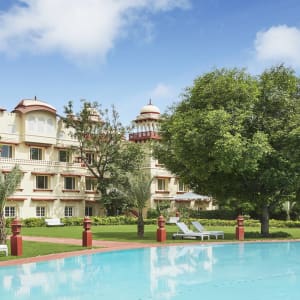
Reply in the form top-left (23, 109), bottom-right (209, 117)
top-left (10, 218), bottom-right (22, 256)
top-left (156, 215), bottom-right (166, 242)
top-left (82, 217), bottom-right (92, 247)
top-left (236, 215), bottom-right (244, 241)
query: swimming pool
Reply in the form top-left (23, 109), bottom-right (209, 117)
top-left (0, 242), bottom-right (299, 299)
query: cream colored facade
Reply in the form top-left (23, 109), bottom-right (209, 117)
top-left (0, 99), bottom-right (214, 219)
top-left (0, 99), bottom-right (101, 219)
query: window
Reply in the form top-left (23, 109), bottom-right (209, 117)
top-left (36, 176), bottom-right (49, 189)
top-left (64, 177), bottom-right (76, 190)
top-left (30, 147), bottom-right (42, 160)
top-left (59, 150), bottom-right (70, 162)
top-left (37, 117), bottom-right (45, 133)
top-left (178, 180), bottom-right (189, 192)
top-left (28, 116), bottom-right (35, 131)
top-left (5, 206), bottom-right (15, 217)
top-left (36, 206), bottom-right (46, 217)
top-left (85, 177), bottom-right (97, 191)
top-left (1, 145), bottom-right (13, 158)
top-left (85, 206), bottom-right (93, 216)
top-left (64, 206), bottom-right (73, 217)
top-left (157, 178), bottom-right (168, 191)
top-left (86, 153), bottom-right (95, 164)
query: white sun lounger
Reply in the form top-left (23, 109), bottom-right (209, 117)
top-left (45, 218), bottom-right (64, 227)
top-left (192, 221), bottom-right (224, 239)
top-left (0, 244), bottom-right (8, 256)
top-left (172, 222), bottom-right (210, 240)
top-left (167, 216), bottom-right (180, 224)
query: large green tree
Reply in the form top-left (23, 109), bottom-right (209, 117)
top-left (64, 100), bottom-right (144, 215)
top-left (154, 65), bottom-right (300, 236)
top-left (0, 165), bottom-right (22, 244)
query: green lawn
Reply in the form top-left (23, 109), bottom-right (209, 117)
top-left (20, 224), bottom-right (300, 242)
top-left (0, 241), bottom-right (86, 261)
top-left (1, 224), bottom-right (300, 261)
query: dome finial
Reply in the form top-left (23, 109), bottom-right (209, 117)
top-left (148, 98), bottom-right (152, 105)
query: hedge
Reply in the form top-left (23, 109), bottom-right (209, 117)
top-left (3, 216), bottom-right (300, 228)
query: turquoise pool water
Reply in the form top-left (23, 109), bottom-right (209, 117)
top-left (0, 242), bottom-right (299, 299)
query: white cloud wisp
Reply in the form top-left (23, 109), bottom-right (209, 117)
top-left (0, 0), bottom-right (190, 62)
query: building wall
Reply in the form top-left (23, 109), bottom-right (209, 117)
top-left (140, 144), bottom-right (214, 215)
top-left (0, 108), bottom-right (101, 219)
top-left (0, 101), bottom-right (215, 219)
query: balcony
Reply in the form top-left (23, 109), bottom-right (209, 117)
top-left (0, 157), bottom-right (83, 168)
top-left (129, 131), bottom-right (161, 142)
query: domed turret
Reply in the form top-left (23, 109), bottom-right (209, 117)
top-left (129, 100), bottom-right (161, 143)
top-left (135, 99), bottom-right (161, 122)
top-left (140, 102), bottom-right (161, 115)
top-left (13, 98), bottom-right (56, 115)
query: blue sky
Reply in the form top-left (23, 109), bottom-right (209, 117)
top-left (0, 0), bottom-right (299, 125)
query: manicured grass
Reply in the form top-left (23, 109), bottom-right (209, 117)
top-left (0, 241), bottom-right (86, 261)
top-left (20, 224), bottom-right (300, 242)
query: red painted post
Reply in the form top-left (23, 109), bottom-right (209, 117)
top-left (10, 218), bottom-right (22, 256)
top-left (236, 215), bottom-right (244, 241)
top-left (82, 217), bottom-right (92, 247)
top-left (156, 215), bottom-right (166, 242)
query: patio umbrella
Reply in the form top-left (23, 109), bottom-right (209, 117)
top-left (174, 192), bottom-right (211, 201)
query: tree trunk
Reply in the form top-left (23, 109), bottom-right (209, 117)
top-left (0, 212), bottom-right (7, 245)
top-left (261, 204), bottom-right (270, 237)
top-left (137, 212), bottom-right (144, 238)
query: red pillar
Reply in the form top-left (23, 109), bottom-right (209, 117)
top-left (236, 215), bottom-right (244, 241)
top-left (10, 218), bottom-right (22, 256)
top-left (82, 217), bottom-right (92, 247)
top-left (156, 215), bottom-right (166, 242)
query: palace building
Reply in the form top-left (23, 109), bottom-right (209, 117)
top-left (0, 98), bottom-right (214, 219)
top-left (129, 101), bottom-right (215, 214)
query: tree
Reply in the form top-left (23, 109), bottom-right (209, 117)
top-left (126, 171), bottom-right (152, 238)
top-left (0, 165), bottom-right (22, 244)
top-left (64, 100), bottom-right (144, 215)
top-left (154, 66), bottom-right (300, 236)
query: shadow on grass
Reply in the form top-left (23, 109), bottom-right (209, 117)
top-left (245, 231), bottom-right (292, 239)
top-left (92, 231), bottom-right (177, 242)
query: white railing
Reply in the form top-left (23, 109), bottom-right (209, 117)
top-left (0, 157), bottom-right (83, 168)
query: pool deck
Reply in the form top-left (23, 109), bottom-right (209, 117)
top-left (1, 236), bottom-right (299, 267)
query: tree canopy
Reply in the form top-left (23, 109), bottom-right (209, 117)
top-left (154, 65), bottom-right (300, 236)
top-left (64, 100), bottom-right (145, 215)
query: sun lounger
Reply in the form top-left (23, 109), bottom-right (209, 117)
top-left (167, 216), bottom-right (180, 224)
top-left (172, 222), bottom-right (210, 240)
top-left (45, 218), bottom-right (64, 227)
top-left (191, 221), bottom-right (224, 239)
top-left (0, 244), bottom-right (8, 256)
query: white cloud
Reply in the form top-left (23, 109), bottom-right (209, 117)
top-left (0, 0), bottom-right (190, 62)
top-left (254, 25), bottom-right (300, 68)
top-left (151, 83), bottom-right (174, 99)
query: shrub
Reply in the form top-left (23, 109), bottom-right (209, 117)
top-left (190, 209), bottom-right (237, 220)
top-left (22, 218), bottom-right (45, 227)
top-left (147, 209), bottom-right (160, 219)
top-left (7, 216), bottom-right (300, 228)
